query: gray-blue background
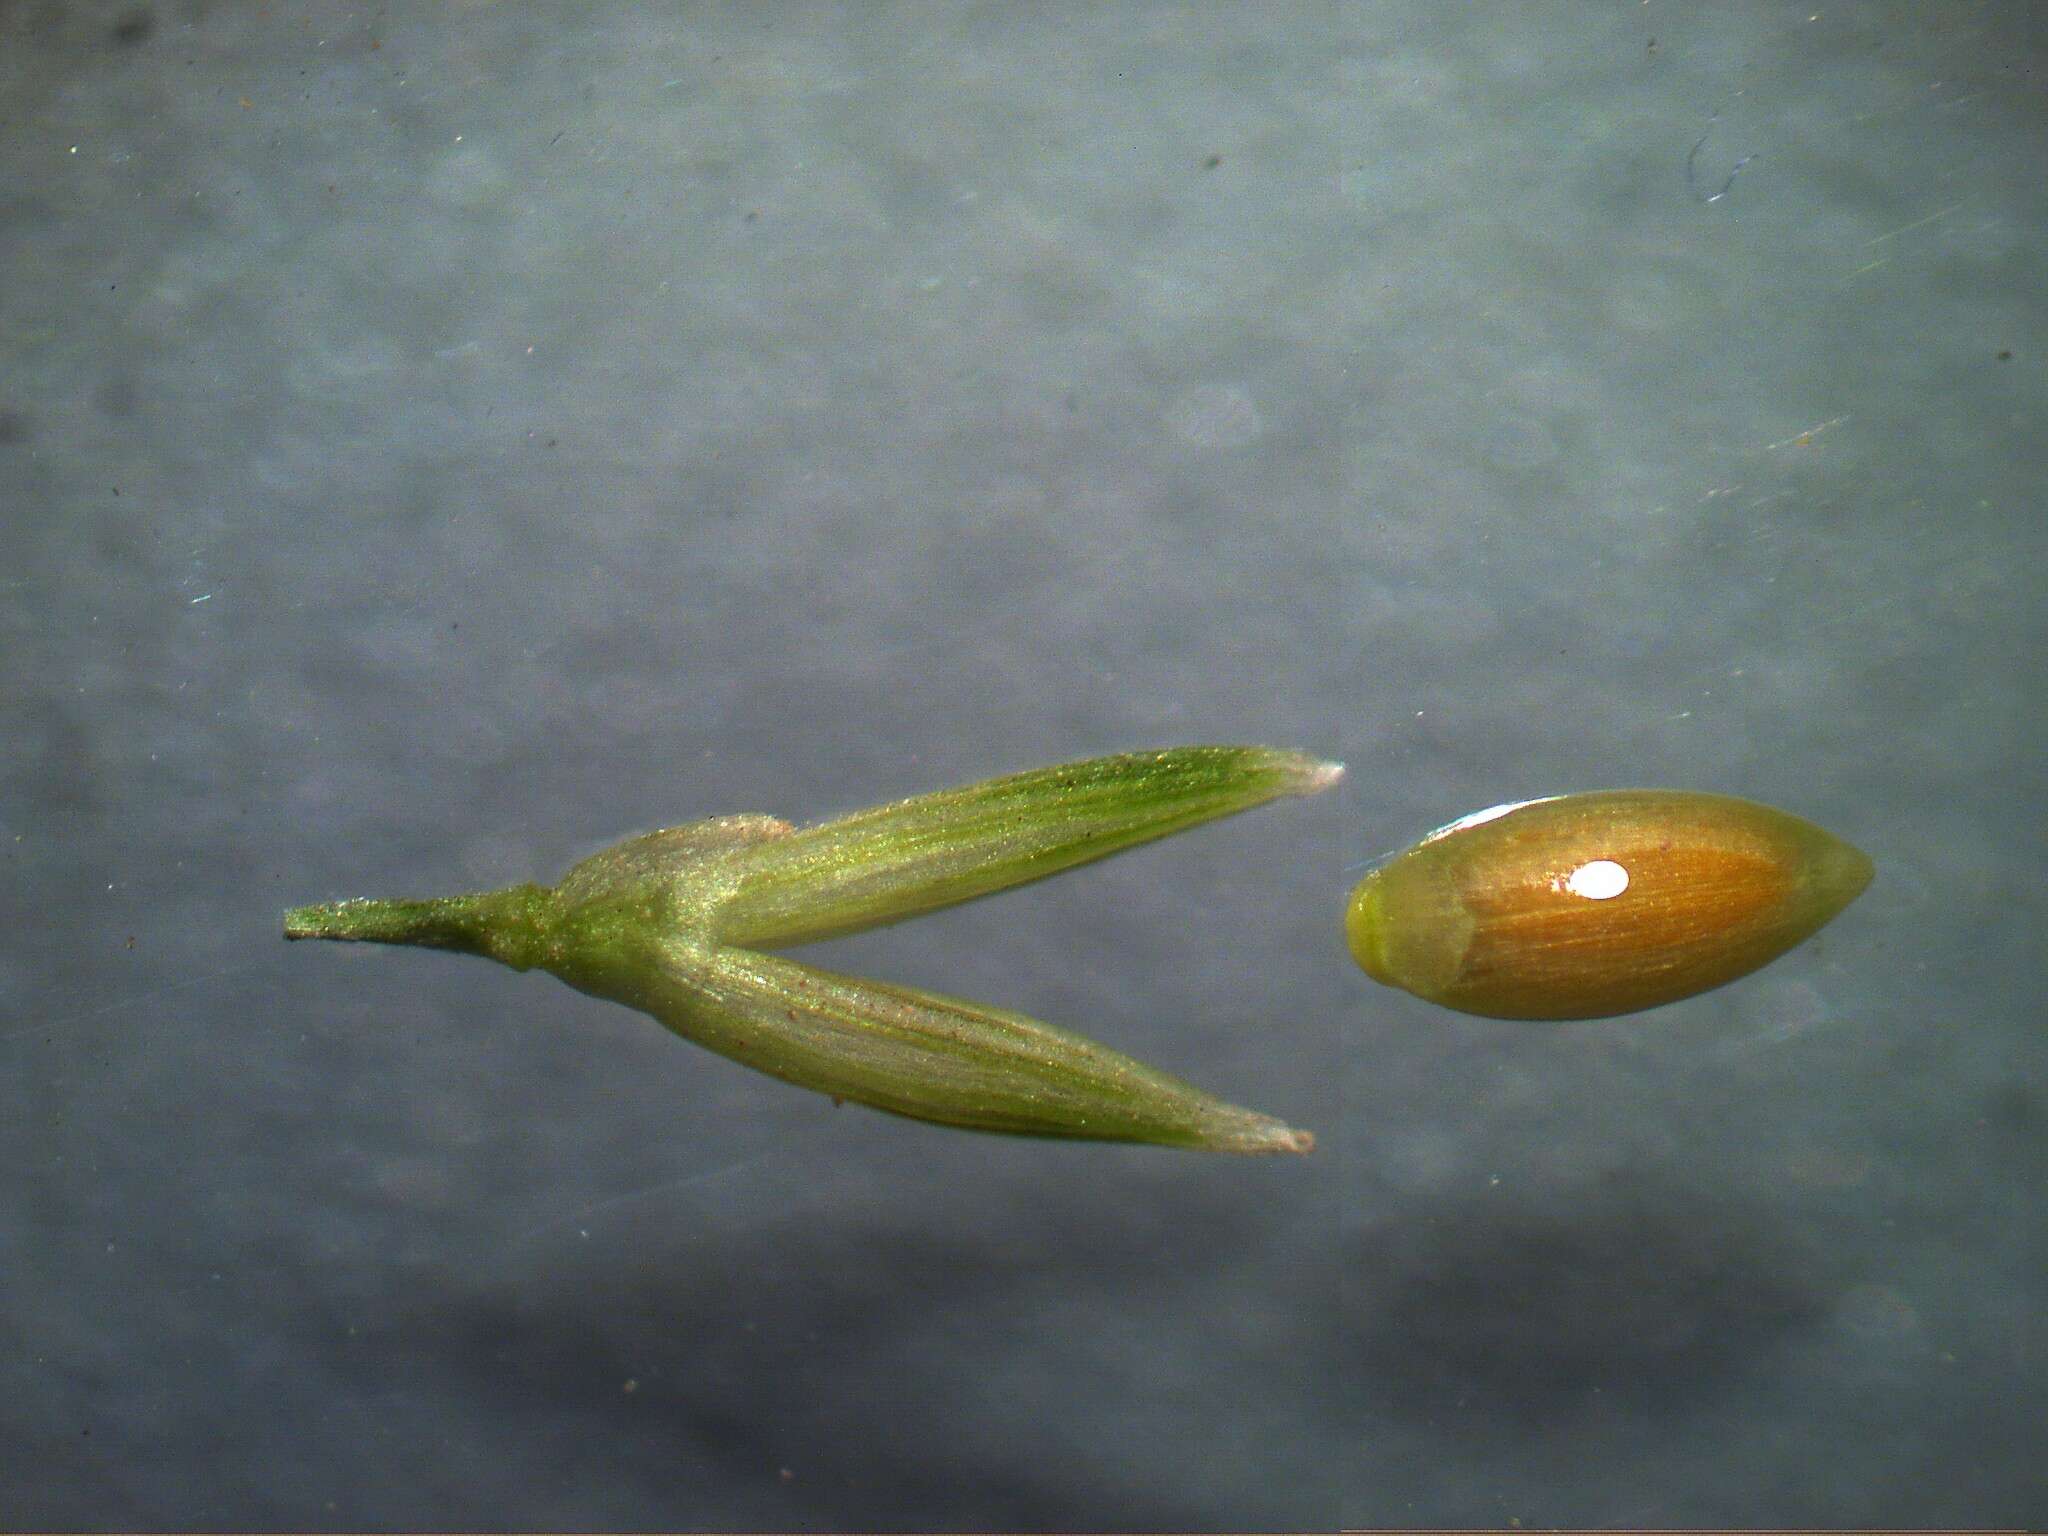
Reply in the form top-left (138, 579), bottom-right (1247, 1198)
top-left (4, 2), bottom-right (2042, 1529)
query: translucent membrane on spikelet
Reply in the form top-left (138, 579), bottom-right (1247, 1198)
top-left (1345, 790), bottom-right (1873, 1019)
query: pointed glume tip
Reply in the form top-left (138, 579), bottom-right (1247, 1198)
top-left (1293, 759), bottom-right (1346, 795)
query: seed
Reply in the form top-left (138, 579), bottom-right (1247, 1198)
top-left (1346, 790), bottom-right (1873, 1019)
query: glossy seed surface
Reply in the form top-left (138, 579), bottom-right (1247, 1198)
top-left (1346, 790), bottom-right (1873, 1019)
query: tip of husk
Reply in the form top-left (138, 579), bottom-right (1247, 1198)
top-left (1268, 1125), bottom-right (1316, 1155)
top-left (1281, 755), bottom-right (1346, 797)
top-left (1210, 1114), bottom-right (1316, 1155)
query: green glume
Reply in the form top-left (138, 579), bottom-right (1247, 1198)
top-left (285, 746), bottom-right (1341, 1153)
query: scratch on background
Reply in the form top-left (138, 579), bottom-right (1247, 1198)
top-left (3, 963), bottom-right (272, 1042)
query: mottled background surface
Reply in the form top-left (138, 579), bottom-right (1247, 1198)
top-left (3, 2), bottom-right (2043, 1529)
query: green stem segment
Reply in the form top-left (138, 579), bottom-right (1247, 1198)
top-left (284, 886), bottom-right (555, 971)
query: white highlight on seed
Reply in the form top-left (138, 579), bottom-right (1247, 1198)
top-left (1564, 859), bottom-right (1630, 900)
top-left (1419, 796), bottom-right (1561, 846)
